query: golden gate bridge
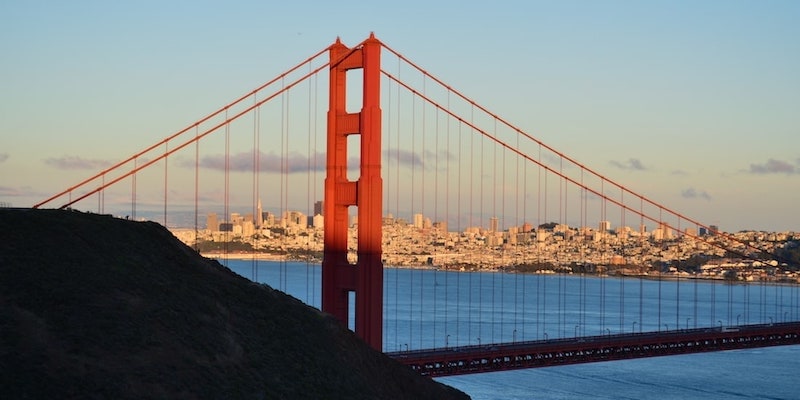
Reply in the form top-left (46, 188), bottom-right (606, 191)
top-left (33, 34), bottom-right (800, 376)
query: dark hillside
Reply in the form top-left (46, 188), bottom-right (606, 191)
top-left (0, 209), bottom-right (468, 399)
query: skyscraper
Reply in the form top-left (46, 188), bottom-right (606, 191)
top-left (489, 217), bottom-right (499, 232)
top-left (314, 200), bottom-right (323, 216)
top-left (256, 198), bottom-right (264, 228)
top-left (206, 213), bottom-right (219, 232)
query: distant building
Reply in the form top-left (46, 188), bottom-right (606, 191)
top-left (314, 200), bottom-right (324, 216)
top-left (313, 214), bottom-right (324, 229)
top-left (507, 226), bottom-right (519, 245)
top-left (206, 213), bottom-right (219, 232)
top-left (413, 213), bottom-right (424, 229)
top-left (659, 222), bottom-right (673, 239)
top-left (242, 221), bottom-right (254, 237)
top-left (599, 220), bottom-right (611, 232)
top-left (283, 211), bottom-right (307, 228)
top-left (264, 212), bottom-right (275, 227)
top-left (489, 217), bottom-right (499, 232)
top-left (256, 199), bottom-right (264, 228)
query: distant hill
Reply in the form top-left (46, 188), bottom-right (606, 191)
top-left (0, 209), bottom-right (468, 400)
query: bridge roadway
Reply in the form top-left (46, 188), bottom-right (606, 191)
top-left (388, 322), bottom-right (800, 377)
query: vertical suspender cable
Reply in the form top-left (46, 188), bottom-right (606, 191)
top-left (478, 105), bottom-right (484, 344)
top-left (439, 95), bottom-right (447, 345)
top-left (252, 92), bottom-right (258, 282)
top-left (283, 78), bottom-right (290, 291)
top-left (712, 248), bottom-right (718, 326)
top-left (224, 108), bottom-right (230, 264)
top-left (600, 180), bottom-right (606, 333)
top-left (194, 125), bottom-right (199, 251)
top-left (492, 117), bottom-right (497, 344)
top-left (537, 144), bottom-right (542, 340)
top-left (676, 218), bottom-right (681, 330)
top-left (564, 160), bottom-right (570, 337)
top-left (639, 196), bottom-right (644, 332)
top-left (774, 281), bottom-right (779, 324)
top-left (658, 208), bottom-right (663, 330)
top-left (410, 90), bottom-right (416, 347)
top-left (98, 175), bottom-right (102, 213)
top-left (164, 142), bottom-right (168, 227)
top-left (279, 79), bottom-right (286, 290)
top-left (394, 58), bottom-right (401, 349)
top-left (521, 131), bottom-right (527, 340)
top-left (619, 188), bottom-right (625, 333)
top-left (422, 77), bottom-right (433, 347)
top-left (744, 263), bottom-right (749, 324)
top-left (500, 120), bottom-right (507, 342)
top-left (385, 68), bottom-right (392, 347)
top-left (456, 117), bottom-right (463, 346)
top-left (435, 103), bottom-right (445, 346)
top-left (132, 157), bottom-right (137, 220)
top-left (794, 278), bottom-right (798, 322)
top-left (468, 106), bottom-right (474, 344)
top-left (514, 123), bottom-right (520, 341)
top-left (543, 155), bottom-right (548, 338)
top-left (306, 65), bottom-right (312, 304)
top-left (254, 94), bottom-right (261, 282)
top-left (557, 157), bottom-right (563, 337)
top-left (694, 223), bottom-right (699, 328)
top-left (580, 169), bottom-right (586, 334)
top-left (414, 92), bottom-right (423, 348)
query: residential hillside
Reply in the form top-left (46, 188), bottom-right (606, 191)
top-left (0, 208), bottom-right (468, 400)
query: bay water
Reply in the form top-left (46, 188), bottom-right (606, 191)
top-left (222, 259), bottom-right (800, 399)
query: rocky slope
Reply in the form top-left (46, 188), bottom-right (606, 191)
top-left (0, 208), bottom-right (468, 399)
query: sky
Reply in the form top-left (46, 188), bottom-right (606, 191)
top-left (1, 1), bottom-right (798, 232)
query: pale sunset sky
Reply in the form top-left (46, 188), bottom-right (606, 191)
top-left (1, 1), bottom-right (798, 232)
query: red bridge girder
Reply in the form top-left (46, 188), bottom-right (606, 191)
top-left (389, 322), bottom-right (800, 377)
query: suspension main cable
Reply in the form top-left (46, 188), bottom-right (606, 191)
top-left (36, 46), bottom-right (331, 210)
top-left (57, 60), bottom-right (333, 210)
top-left (381, 44), bottom-right (781, 263)
top-left (382, 70), bottom-right (773, 265)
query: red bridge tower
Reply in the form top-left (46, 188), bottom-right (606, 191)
top-left (322, 34), bottom-right (383, 350)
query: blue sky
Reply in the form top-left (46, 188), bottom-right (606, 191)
top-left (1, 1), bottom-right (798, 232)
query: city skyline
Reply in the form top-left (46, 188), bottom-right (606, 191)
top-left (2, 1), bottom-right (798, 232)
top-left (166, 204), bottom-right (756, 238)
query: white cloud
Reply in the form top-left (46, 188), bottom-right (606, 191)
top-left (44, 156), bottom-right (112, 170)
top-left (748, 158), bottom-right (796, 175)
top-left (681, 187), bottom-right (711, 200)
top-left (609, 158), bottom-right (647, 171)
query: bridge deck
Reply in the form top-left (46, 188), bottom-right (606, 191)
top-left (388, 322), bottom-right (800, 377)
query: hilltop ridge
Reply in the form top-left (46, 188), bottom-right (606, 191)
top-left (0, 209), bottom-right (468, 399)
